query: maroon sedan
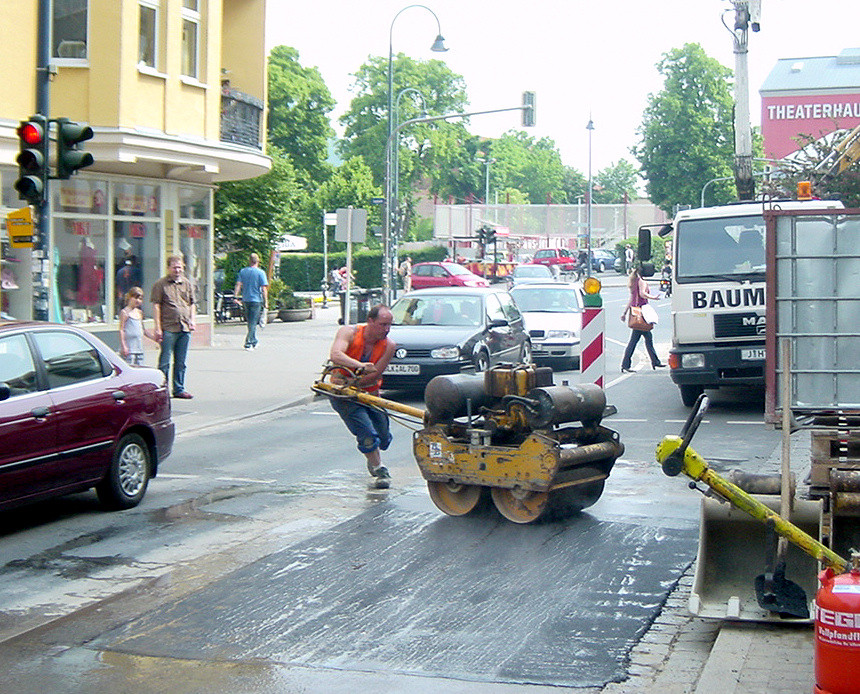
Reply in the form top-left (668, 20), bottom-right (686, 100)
top-left (410, 262), bottom-right (490, 290)
top-left (0, 321), bottom-right (174, 512)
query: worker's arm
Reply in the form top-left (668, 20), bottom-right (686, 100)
top-left (330, 326), bottom-right (368, 372)
top-left (355, 340), bottom-right (396, 389)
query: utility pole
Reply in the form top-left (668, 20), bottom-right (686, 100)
top-left (33, 0), bottom-right (52, 320)
top-left (729, 0), bottom-right (761, 201)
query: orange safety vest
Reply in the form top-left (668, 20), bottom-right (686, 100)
top-left (342, 324), bottom-right (389, 394)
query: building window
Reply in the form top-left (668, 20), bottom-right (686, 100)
top-left (181, 1), bottom-right (201, 80)
top-left (52, 0), bottom-right (88, 61)
top-left (139, 1), bottom-right (159, 69)
top-left (179, 186), bottom-right (211, 315)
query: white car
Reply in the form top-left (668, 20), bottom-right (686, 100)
top-left (509, 282), bottom-right (583, 370)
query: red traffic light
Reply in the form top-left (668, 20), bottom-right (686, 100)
top-left (18, 122), bottom-right (44, 146)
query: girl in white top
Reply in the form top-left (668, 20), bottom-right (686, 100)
top-left (119, 287), bottom-right (155, 365)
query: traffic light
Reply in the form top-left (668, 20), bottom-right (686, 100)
top-left (55, 118), bottom-right (94, 179)
top-left (522, 91), bottom-right (536, 127)
top-left (15, 116), bottom-right (48, 206)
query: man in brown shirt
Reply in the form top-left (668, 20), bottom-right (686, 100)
top-left (151, 255), bottom-right (196, 399)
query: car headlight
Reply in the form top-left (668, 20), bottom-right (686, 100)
top-left (681, 353), bottom-right (706, 368)
top-left (546, 330), bottom-right (573, 339)
top-left (430, 346), bottom-right (460, 359)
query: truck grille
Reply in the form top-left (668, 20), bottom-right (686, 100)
top-left (713, 312), bottom-right (765, 339)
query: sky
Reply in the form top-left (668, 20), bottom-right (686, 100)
top-left (266, 0), bottom-right (860, 176)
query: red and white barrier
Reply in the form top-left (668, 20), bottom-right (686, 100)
top-left (579, 307), bottom-right (605, 387)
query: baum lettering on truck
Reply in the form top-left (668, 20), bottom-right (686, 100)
top-left (691, 287), bottom-right (764, 309)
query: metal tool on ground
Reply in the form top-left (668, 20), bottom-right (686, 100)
top-left (657, 393), bottom-right (847, 621)
top-left (313, 362), bottom-right (624, 523)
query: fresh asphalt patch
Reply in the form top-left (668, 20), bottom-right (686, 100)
top-left (91, 503), bottom-right (696, 688)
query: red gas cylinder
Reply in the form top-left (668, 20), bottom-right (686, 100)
top-left (815, 553), bottom-right (860, 694)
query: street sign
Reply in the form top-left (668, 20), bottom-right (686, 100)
top-left (6, 206), bottom-right (34, 248)
top-left (335, 208), bottom-right (367, 242)
top-left (324, 212), bottom-right (337, 226)
top-left (370, 197), bottom-right (385, 205)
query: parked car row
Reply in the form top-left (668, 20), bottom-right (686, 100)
top-left (382, 280), bottom-right (584, 389)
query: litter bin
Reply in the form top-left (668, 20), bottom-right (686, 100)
top-left (337, 288), bottom-right (384, 325)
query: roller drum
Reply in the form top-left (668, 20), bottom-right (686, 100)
top-left (526, 383), bottom-right (606, 428)
top-left (424, 373), bottom-right (490, 424)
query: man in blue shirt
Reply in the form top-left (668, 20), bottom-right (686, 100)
top-left (234, 253), bottom-right (269, 351)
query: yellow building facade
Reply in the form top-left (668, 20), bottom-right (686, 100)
top-left (1, 0), bottom-right (270, 345)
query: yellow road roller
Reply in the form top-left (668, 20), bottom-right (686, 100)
top-left (313, 363), bottom-right (624, 524)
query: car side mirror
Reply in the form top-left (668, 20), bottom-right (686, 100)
top-left (0, 383), bottom-right (11, 402)
top-left (488, 318), bottom-right (509, 328)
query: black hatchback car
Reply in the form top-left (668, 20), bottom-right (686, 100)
top-left (383, 287), bottom-right (531, 388)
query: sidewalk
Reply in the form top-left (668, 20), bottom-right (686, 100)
top-left (146, 287), bottom-right (820, 693)
top-left (165, 299), bottom-right (342, 436)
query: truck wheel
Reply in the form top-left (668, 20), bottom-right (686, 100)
top-left (680, 384), bottom-right (704, 407)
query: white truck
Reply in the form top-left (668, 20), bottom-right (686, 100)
top-left (641, 199), bottom-right (843, 406)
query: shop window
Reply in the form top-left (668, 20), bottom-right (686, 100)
top-left (114, 182), bottom-right (160, 217)
top-left (55, 219), bottom-right (108, 324)
top-left (179, 224), bottom-right (209, 315)
top-left (139, 1), bottom-right (159, 69)
top-left (179, 187), bottom-right (210, 219)
top-left (114, 221), bottom-right (160, 319)
top-left (53, 0), bottom-right (88, 62)
top-left (53, 179), bottom-right (108, 215)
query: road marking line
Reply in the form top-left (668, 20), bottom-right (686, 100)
top-left (158, 473), bottom-right (199, 479)
top-left (725, 420), bottom-right (764, 425)
top-left (216, 476), bottom-right (276, 484)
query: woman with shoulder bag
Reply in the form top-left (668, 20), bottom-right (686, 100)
top-left (620, 265), bottom-right (665, 372)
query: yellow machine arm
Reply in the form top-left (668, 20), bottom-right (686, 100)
top-left (657, 432), bottom-right (847, 573)
top-left (311, 379), bottom-right (426, 422)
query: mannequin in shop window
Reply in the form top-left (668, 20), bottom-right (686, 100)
top-left (77, 237), bottom-right (103, 309)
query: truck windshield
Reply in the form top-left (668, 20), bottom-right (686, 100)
top-left (676, 214), bottom-right (766, 283)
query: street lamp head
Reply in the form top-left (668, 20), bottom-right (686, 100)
top-left (431, 34), bottom-right (448, 52)
top-left (586, 118), bottom-right (595, 131)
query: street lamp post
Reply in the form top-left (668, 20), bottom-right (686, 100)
top-left (384, 4), bottom-right (447, 304)
top-left (392, 88), bottom-right (427, 297)
top-left (476, 157), bottom-right (496, 207)
top-left (586, 116), bottom-right (594, 279)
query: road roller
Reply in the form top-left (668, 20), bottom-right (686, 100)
top-left (313, 363), bottom-right (625, 524)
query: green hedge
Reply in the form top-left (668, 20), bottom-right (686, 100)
top-left (277, 246), bottom-right (448, 291)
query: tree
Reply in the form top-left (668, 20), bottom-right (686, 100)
top-left (561, 166), bottom-right (587, 204)
top-left (338, 54), bottom-right (469, 187)
top-left (634, 43), bottom-right (735, 213)
top-left (214, 150), bottom-right (305, 254)
top-left (490, 130), bottom-right (565, 204)
top-left (267, 46), bottom-right (336, 181)
top-left (760, 130), bottom-right (860, 207)
top-left (594, 159), bottom-right (639, 204)
top-left (302, 156), bottom-right (383, 253)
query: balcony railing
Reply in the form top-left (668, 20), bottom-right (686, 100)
top-left (220, 86), bottom-right (264, 150)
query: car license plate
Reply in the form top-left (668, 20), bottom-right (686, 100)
top-left (740, 348), bottom-right (765, 360)
top-left (385, 363), bottom-right (420, 374)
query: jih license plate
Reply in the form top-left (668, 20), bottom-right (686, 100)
top-left (740, 348), bottom-right (766, 360)
top-left (385, 363), bottom-right (420, 374)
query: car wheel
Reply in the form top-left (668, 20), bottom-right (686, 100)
top-left (474, 350), bottom-right (490, 373)
top-left (679, 384), bottom-right (705, 408)
top-left (598, 261), bottom-right (606, 272)
top-left (96, 433), bottom-right (151, 510)
top-left (520, 340), bottom-right (532, 365)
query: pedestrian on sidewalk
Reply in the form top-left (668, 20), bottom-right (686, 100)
top-left (234, 252), bottom-right (269, 351)
top-left (151, 255), bottom-right (195, 399)
top-left (328, 304), bottom-right (397, 489)
top-left (399, 256), bottom-right (413, 292)
top-left (119, 286), bottom-right (156, 366)
top-left (620, 265), bottom-right (664, 372)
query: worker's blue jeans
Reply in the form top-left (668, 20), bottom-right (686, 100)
top-left (330, 398), bottom-right (392, 454)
